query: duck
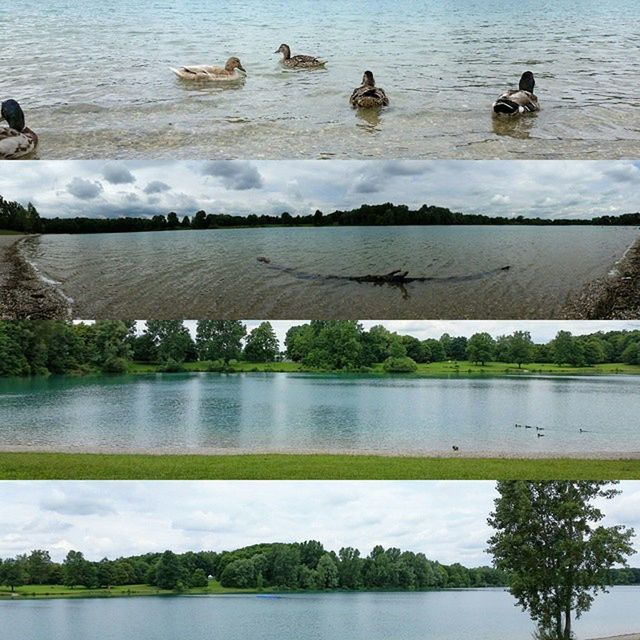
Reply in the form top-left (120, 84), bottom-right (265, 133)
top-left (350, 71), bottom-right (389, 109)
top-left (0, 99), bottom-right (38, 159)
top-left (492, 71), bottom-right (539, 115)
top-left (170, 57), bottom-right (246, 81)
top-left (452, 445), bottom-right (459, 451)
top-left (274, 44), bottom-right (326, 69)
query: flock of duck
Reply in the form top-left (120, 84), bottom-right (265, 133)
top-left (1, 43), bottom-right (540, 160)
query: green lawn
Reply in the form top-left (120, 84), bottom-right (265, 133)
top-left (0, 229), bottom-right (23, 235)
top-left (125, 360), bottom-right (640, 377)
top-left (1, 452), bottom-right (639, 480)
top-left (1, 581), bottom-right (257, 600)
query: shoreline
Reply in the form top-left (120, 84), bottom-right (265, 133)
top-left (1, 445), bottom-right (639, 460)
top-left (563, 236), bottom-right (640, 319)
top-left (0, 235), bottom-right (69, 320)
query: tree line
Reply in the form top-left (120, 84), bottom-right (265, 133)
top-left (2, 196), bottom-right (640, 234)
top-left (1, 541), bottom-right (637, 594)
top-left (1, 320), bottom-right (640, 377)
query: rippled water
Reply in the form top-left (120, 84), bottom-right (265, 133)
top-left (22, 226), bottom-right (637, 319)
top-left (3, 588), bottom-right (640, 640)
top-left (3, 0), bottom-right (640, 159)
top-left (1, 373), bottom-right (639, 455)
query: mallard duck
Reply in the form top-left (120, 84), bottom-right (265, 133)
top-left (170, 56), bottom-right (246, 81)
top-left (493, 71), bottom-right (539, 115)
top-left (350, 71), bottom-right (389, 108)
top-left (274, 44), bottom-right (326, 69)
top-left (0, 100), bottom-right (38, 159)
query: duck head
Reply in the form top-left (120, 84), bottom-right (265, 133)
top-left (519, 71), bottom-right (535, 93)
top-left (1, 99), bottom-right (26, 132)
top-left (362, 70), bottom-right (376, 87)
top-left (225, 57), bottom-right (246, 73)
top-left (274, 44), bottom-right (291, 59)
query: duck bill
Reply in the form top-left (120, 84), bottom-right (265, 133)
top-left (238, 65), bottom-right (246, 73)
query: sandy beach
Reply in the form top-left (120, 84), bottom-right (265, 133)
top-left (564, 236), bottom-right (640, 320)
top-left (0, 235), bottom-right (68, 320)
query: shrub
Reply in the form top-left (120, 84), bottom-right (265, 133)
top-left (382, 356), bottom-right (418, 373)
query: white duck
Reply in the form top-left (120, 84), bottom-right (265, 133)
top-left (170, 56), bottom-right (246, 81)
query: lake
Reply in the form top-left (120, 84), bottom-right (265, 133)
top-left (2, 588), bottom-right (639, 640)
top-left (2, 0), bottom-right (640, 159)
top-left (1, 372), bottom-right (639, 456)
top-left (20, 226), bottom-right (638, 319)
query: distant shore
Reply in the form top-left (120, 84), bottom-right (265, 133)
top-left (0, 235), bottom-right (68, 320)
top-left (564, 236), bottom-right (640, 320)
top-left (589, 635), bottom-right (640, 640)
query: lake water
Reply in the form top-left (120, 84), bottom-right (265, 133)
top-left (2, 588), bottom-right (639, 640)
top-left (3, 0), bottom-right (640, 159)
top-left (20, 226), bottom-right (637, 319)
top-left (1, 373), bottom-right (639, 456)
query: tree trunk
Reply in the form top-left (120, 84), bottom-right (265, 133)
top-left (563, 606), bottom-right (572, 639)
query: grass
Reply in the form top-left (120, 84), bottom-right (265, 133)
top-left (0, 229), bottom-right (23, 235)
top-left (124, 360), bottom-right (640, 377)
top-left (0, 581), bottom-right (258, 600)
top-left (1, 452), bottom-right (639, 480)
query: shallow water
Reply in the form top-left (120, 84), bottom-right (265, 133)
top-left (3, 0), bottom-right (640, 159)
top-left (21, 226), bottom-right (638, 319)
top-left (2, 588), bottom-right (639, 640)
top-left (1, 372), bottom-right (639, 455)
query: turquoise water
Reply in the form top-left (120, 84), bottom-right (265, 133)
top-left (2, 588), bottom-right (639, 640)
top-left (3, 0), bottom-right (640, 159)
top-left (22, 226), bottom-right (637, 319)
top-left (1, 372), bottom-right (638, 455)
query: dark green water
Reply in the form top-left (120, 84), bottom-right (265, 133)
top-left (1, 373), bottom-right (638, 455)
top-left (2, 588), bottom-right (639, 640)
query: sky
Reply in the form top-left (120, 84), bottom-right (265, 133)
top-left (0, 481), bottom-right (638, 566)
top-left (2, 160), bottom-right (640, 220)
top-left (114, 320), bottom-right (640, 347)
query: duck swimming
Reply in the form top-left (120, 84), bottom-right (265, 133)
top-left (350, 71), bottom-right (389, 108)
top-left (170, 57), bottom-right (246, 81)
top-left (0, 99), bottom-right (38, 159)
top-left (493, 71), bottom-right (539, 115)
top-left (274, 44), bottom-right (326, 69)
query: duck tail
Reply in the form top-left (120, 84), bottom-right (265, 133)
top-left (493, 98), bottom-right (520, 115)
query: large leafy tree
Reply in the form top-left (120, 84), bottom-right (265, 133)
top-left (196, 321), bottom-right (246, 363)
top-left (244, 322), bottom-right (280, 362)
top-left (467, 332), bottom-right (495, 365)
top-left (487, 481), bottom-right (635, 640)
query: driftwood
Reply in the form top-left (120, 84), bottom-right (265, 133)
top-left (256, 257), bottom-right (510, 285)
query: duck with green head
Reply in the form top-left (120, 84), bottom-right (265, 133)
top-left (493, 71), bottom-right (540, 115)
top-left (1, 100), bottom-right (38, 159)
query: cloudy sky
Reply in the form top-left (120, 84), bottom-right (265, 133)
top-left (2, 160), bottom-right (640, 220)
top-left (117, 320), bottom-right (640, 347)
top-left (0, 481), bottom-right (637, 566)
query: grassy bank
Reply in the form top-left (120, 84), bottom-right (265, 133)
top-left (1, 452), bottom-right (639, 480)
top-left (0, 581), bottom-right (257, 600)
top-left (126, 360), bottom-right (640, 377)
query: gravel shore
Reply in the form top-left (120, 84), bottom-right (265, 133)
top-left (0, 235), bottom-right (69, 320)
top-left (563, 236), bottom-right (640, 319)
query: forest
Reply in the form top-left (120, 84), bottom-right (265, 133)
top-left (1, 542), bottom-right (638, 593)
top-left (1, 320), bottom-right (640, 377)
top-left (2, 196), bottom-right (640, 234)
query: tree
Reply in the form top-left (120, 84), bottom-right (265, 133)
top-left (196, 321), bottom-right (246, 363)
top-left (467, 333), bottom-right (495, 365)
top-left (551, 331), bottom-right (584, 367)
top-left (145, 321), bottom-right (196, 364)
top-left (26, 549), bottom-right (53, 584)
top-left (0, 558), bottom-right (26, 591)
top-left (244, 322), bottom-right (280, 362)
top-left (487, 481), bottom-right (635, 640)
top-left (316, 554), bottom-right (339, 589)
top-left (338, 547), bottom-right (362, 589)
top-left (509, 331), bottom-right (534, 368)
top-left (63, 551), bottom-right (97, 588)
top-left (155, 550), bottom-right (182, 590)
